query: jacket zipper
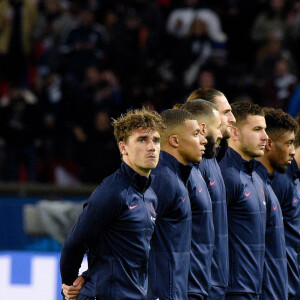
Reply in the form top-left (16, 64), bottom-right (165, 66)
top-left (141, 192), bottom-right (149, 297)
top-left (250, 173), bottom-right (265, 245)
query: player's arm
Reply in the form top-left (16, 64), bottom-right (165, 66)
top-left (60, 181), bottom-right (121, 285)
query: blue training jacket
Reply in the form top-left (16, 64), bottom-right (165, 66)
top-left (60, 162), bottom-right (157, 299)
top-left (219, 147), bottom-right (267, 295)
top-left (147, 151), bottom-right (192, 300)
top-left (199, 157), bottom-right (229, 297)
top-left (187, 165), bottom-right (214, 299)
top-left (256, 162), bottom-right (288, 300)
top-left (272, 159), bottom-right (300, 298)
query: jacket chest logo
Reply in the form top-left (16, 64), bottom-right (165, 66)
top-left (245, 192), bottom-right (251, 197)
top-left (129, 205), bottom-right (138, 210)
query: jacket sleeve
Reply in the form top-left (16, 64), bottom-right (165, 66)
top-left (60, 180), bottom-right (122, 285)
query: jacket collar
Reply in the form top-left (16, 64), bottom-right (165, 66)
top-left (160, 151), bottom-right (193, 184)
top-left (255, 161), bottom-right (274, 184)
top-left (121, 161), bottom-right (152, 193)
top-left (287, 158), bottom-right (300, 180)
top-left (224, 147), bottom-right (261, 173)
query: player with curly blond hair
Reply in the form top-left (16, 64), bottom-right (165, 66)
top-left (60, 108), bottom-right (165, 300)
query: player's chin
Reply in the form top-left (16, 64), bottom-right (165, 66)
top-left (256, 149), bottom-right (265, 157)
top-left (145, 160), bottom-right (159, 169)
top-left (195, 155), bottom-right (203, 163)
top-left (222, 129), bottom-right (231, 139)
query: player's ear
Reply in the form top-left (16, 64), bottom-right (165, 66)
top-left (265, 138), bottom-right (273, 151)
top-left (119, 141), bottom-right (128, 156)
top-left (230, 126), bottom-right (239, 141)
top-left (198, 123), bottom-right (206, 136)
top-left (169, 135), bottom-right (179, 148)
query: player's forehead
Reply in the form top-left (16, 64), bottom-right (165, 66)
top-left (129, 127), bottom-right (160, 139)
top-left (276, 130), bottom-right (295, 143)
top-left (184, 119), bottom-right (200, 132)
top-left (243, 115), bottom-right (266, 129)
top-left (215, 95), bottom-right (231, 113)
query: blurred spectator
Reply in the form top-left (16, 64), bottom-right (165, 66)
top-left (196, 9), bottom-right (227, 44)
top-left (33, 0), bottom-right (76, 74)
top-left (251, 0), bottom-right (288, 45)
top-left (71, 65), bottom-right (121, 122)
top-left (60, 7), bottom-right (108, 84)
top-left (182, 18), bottom-right (213, 88)
top-left (167, 5), bottom-right (226, 42)
top-left (225, 64), bottom-right (260, 104)
top-left (260, 58), bottom-right (298, 110)
top-left (252, 0), bottom-right (300, 50)
top-left (232, 94), bottom-right (254, 103)
top-left (35, 72), bottom-right (67, 182)
top-left (130, 0), bottom-right (163, 34)
top-left (107, 8), bottom-right (143, 93)
top-left (0, 0), bottom-right (38, 86)
top-left (286, 0), bottom-right (300, 29)
top-left (166, 0), bottom-right (200, 38)
top-left (197, 69), bottom-right (216, 88)
top-left (286, 0), bottom-right (300, 70)
top-left (101, 9), bottom-right (118, 39)
top-left (79, 111), bottom-right (120, 183)
top-left (107, 5), bottom-right (163, 107)
top-left (254, 31), bottom-right (296, 81)
top-left (66, 66), bottom-right (121, 175)
top-left (166, 4), bottom-right (227, 89)
top-left (0, 86), bottom-right (41, 182)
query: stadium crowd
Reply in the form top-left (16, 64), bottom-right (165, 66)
top-left (1, 0), bottom-right (300, 184)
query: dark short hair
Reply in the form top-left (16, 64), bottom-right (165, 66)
top-left (160, 109), bottom-right (195, 143)
top-left (231, 102), bottom-right (264, 125)
top-left (263, 107), bottom-right (298, 141)
top-left (187, 87), bottom-right (224, 105)
top-left (160, 108), bottom-right (195, 127)
top-left (176, 99), bottom-right (218, 120)
top-left (112, 107), bottom-right (165, 143)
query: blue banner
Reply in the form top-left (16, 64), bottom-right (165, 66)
top-left (0, 251), bottom-right (87, 300)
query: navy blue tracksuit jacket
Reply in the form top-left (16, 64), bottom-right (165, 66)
top-left (200, 157), bottom-right (229, 298)
top-left (187, 165), bottom-right (214, 299)
top-left (272, 159), bottom-right (300, 299)
top-left (148, 151), bottom-right (192, 300)
top-left (219, 147), bottom-right (267, 296)
top-left (256, 163), bottom-right (287, 300)
top-left (60, 162), bottom-right (157, 299)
